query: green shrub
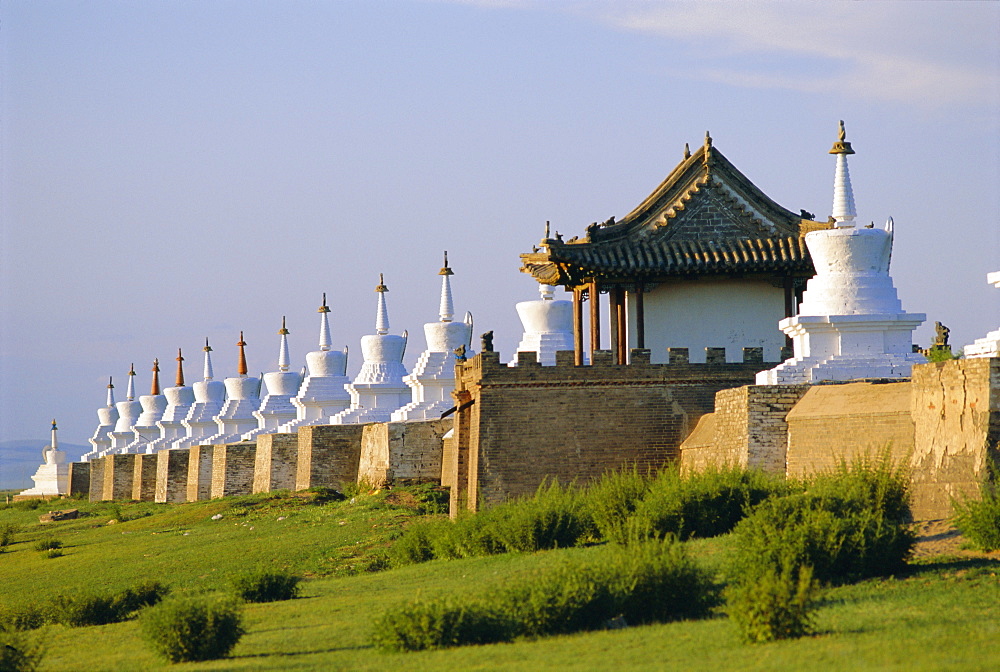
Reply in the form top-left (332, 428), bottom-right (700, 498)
top-left (488, 481), bottom-right (591, 553)
top-left (0, 523), bottom-right (19, 551)
top-left (0, 631), bottom-right (43, 672)
top-left (631, 465), bottom-right (791, 542)
top-left (374, 538), bottom-right (717, 652)
top-left (32, 539), bottom-right (62, 552)
top-left (584, 466), bottom-right (651, 543)
top-left (232, 570), bottom-right (301, 603)
top-left (141, 596), bottom-right (245, 663)
top-left (727, 564), bottom-right (819, 643)
top-left (371, 598), bottom-right (514, 652)
top-left (46, 582), bottom-right (168, 627)
top-left (43, 549), bottom-right (62, 559)
top-left (952, 472), bottom-right (1000, 552)
top-left (807, 451), bottom-right (912, 524)
top-left (110, 581), bottom-right (170, 615)
top-left (0, 605), bottom-right (46, 633)
top-left (389, 519), bottom-right (444, 566)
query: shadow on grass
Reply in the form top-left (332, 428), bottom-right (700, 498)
top-left (233, 644), bottom-right (371, 659)
top-left (903, 556), bottom-right (1000, 577)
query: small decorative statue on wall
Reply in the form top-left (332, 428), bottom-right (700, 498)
top-left (453, 344), bottom-right (467, 362)
top-left (934, 321), bottom-right (950, 348)
top-left (481, 331), bottom-right (494, 353)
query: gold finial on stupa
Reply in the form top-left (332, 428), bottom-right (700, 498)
top-left (278, 316), bottom-right (290, 336)
top-left (318, 292), bottom-right (330, 314)
top-left (376, 273), bottom-right (388, 293)
top-left (439, 251), bottom-right (454, 276)
top-left (829, 120), bottom-right (855, 155)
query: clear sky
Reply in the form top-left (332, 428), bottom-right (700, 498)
top-left (2, 0), bottom-right (998, 448)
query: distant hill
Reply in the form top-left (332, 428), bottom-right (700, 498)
top-left (0, 440), bottom-right (88, 490)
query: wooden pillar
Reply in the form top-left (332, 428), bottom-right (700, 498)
top-left (635, 282), bottom-right (645, 349)
top-left (616, 288), bottom-right (627, 364)
top-left (608, 287), bottom-right (619, 363)
top-left (572, 287), bottom-right (584, 366)
top-left (589, 281), bottom-right (601, 355)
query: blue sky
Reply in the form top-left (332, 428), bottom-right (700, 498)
top-left (2, 0), bottom-right (998, 448)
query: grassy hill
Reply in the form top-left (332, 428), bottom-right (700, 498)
top-left (1, 488), bottom-right (998, 671)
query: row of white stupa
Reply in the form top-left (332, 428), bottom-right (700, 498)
top-left (81, 257), bottom-right (575, 461)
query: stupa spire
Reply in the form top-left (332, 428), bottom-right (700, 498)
top-left (51, 419), bottom-right (58, 450)
top-left (106, 377), bottom-right (115, 407)
top-left (375, 273), bottom-right (390, 335)
top-left (175, 348), bottom-right (185, 387)
top-left (438, 251), bottom-right (455, 322)
top-left (151, 358), bottom-right (161, 395)
top-left (203, 338), bottom-right (215, 381)
top-left (278, 317), bottom-right (291, 372)
top-left (237, 332), bottom-right (248, 377)
top-left (126, 364), bottom-right (136, 401)
top-left (829, 120), bottom-right (857, 227)
top-left (318, 293), bottom-right (333, 351)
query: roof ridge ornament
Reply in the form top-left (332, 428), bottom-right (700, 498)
top-left (683, 143), bottom-right (691, 160)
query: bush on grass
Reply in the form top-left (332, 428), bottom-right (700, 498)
top-left (727, 564), bottom-right (819, 643)
top-left (47, 581), bottom-right (168, 627)
top-left (584, 466), bottom-right (651, 544)
top-left (952, 471), bottom-right (1000, 552)
top-left (232, 570), bottom-right (301, 603)
top-left (32, 539), bottom-right (62, 552)
top-left (141, 596), bottom-right (244, 663)
top-left (0, 631), bottom-right (44, 672)
top-left (0, 523), bottom-right (19, 551)
top-left (807, 451), bottom-right (912, 524)
top-left (0, 605), bottom-right (46, 633)
top-left (630, 465), bottom-right (792, 542)
top-left (374, 538), bottom-right (717, 652)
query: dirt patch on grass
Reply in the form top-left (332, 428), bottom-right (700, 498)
top-left (912, 519), bottom-right (1000, 560)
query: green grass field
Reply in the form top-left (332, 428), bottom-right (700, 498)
top-left (1, 489), bottom-right (998, 671)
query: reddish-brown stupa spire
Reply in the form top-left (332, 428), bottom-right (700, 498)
top-left (175, 348), bottom-right (185, 387)
top-left (237, 331), bottom-right (248, 376)
top-left (151, 358), bottom-right (161, 395)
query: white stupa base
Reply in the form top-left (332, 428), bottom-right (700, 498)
top-left (509, 332), bottom-right (576, 366)
top-left (391, 399), bottom-right (454, 421)
top-left (243, 408), bottom-right (298, 440)
top-left (965, 329), bottom-right (1000, 359)
top-left (147, 420), bottom-right (188, 453)
top-left (18, 463), bottom-right (71, 497)
top-left (108, 431), bottom-right (139, 454)
top-left (757, 352), bottom-right (927, 385)
top-left (125, 425), bottom-right (160, 453)
top-left (391, 351), bottom-right (459, 421)
top-left (330, 384), bottom-right (411, 425)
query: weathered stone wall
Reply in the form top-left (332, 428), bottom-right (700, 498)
top-left (785, 381), bottom-right (914, 477)
top-left (451, 349), bottom-right (771, 512)
top-left (68, 462), bottom-right (90, 498)
top-left (295, 424), bottom-right (365, 491)
top-left (186, 445), bottom-right (214, 502)
top-left (155, 449), bottom-right (189, 504)
top-left (253, 433), bottom-right (299, 493)
top-left (358, 419), bottom-right (449, 488)
top-left (88, 457), bottom-right (106, 502)
top-left (211, 442), bottom-right (257, 499)
top-left (910, 358), bottom-right (1000, 519)
top-left (101, 455), bottom-right (137, 501)
top-left (131, 454), bottom-right (158, 502)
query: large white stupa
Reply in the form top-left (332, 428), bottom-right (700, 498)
top-left (332, 275), bottom-right (411, 424)
top-left (106, 365), bottom-right (142, 454)
top-left (392, 253), bottom-right (473, 421)
top-left (18, 420), bottom-right (69, 497)
top-left (202, 333), bottom-right (261, 445)
top-left (244, 318), bottom-right (303, 440)
top-left (278, 294), bottom-right (351, 433)
top-left (126, 359), bottom-right (168, 452)
top-left (83, 378), bottom-right (118, 461)
top-left (757, 122), bottom-right (926, 385)
top-left (509, 283), bottom-right (575, 366)
top-left (147, 349), bottom-right (196, 452)
top-left (175, 339), bottom-right (227, 449)
top-left (964, 271), bottom-right (1000, 358)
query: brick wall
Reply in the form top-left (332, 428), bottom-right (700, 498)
top-left (785, 382), bottom-right (914, 478)
top-left (295, 424), bottom-right (365, 491)
top-left (68, 462), bottom-right (90, 498)
top-left (451, 349), bottom-right (769, 512)
top-left (155, 449), bottom-right (189, 504)
top-left (102, 454), bottom-right (137, 501)
top-left (910, 358), bottom-right (1000, 519)
top-left (88, 457), bottom-right (106, 502)
top-left (187, 445), bottom-right (214, 502)
top-left (131, 454), bottom-right (158, 502)
top-left (253, 433), bottom-right (299, 493)
top-left (358, 419), bottom-right (449, 488)
top-left (211, 442), bottom-right (257, 499)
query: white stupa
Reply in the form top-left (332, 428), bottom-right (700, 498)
top-left (202, 332), bottom-right (261, 445)
top-left (105, 364), bottom-right (143, 454)
top-left (147, 349), bottom-right (196, 452)
top-left (964, 272), bottom-right (1000, 358)
top-left (83, 378), bottom-right (118, 461)
top-left (18, 420), bottom-right (69, 497)
top-left (392, 253), bottom-right (474, 421)
top-left (126, 358), bottom-right (168, 452)
top-left (509, 283), bottom-right (575, 366)
top-left (757, 122), bottom-right (926, 385)
top-left (175, 339), bottom-right (227, 449)
top-left (278, 294), bottom-right (351, 432)
top-left (243, 317), bottom-right (303, 440)
top-left (332, 274), bottom-right (412, 424)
